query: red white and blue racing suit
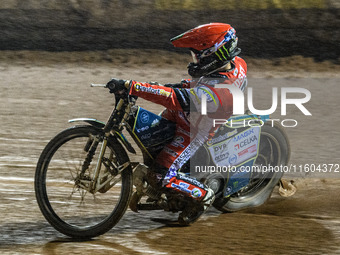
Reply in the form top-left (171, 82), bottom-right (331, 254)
top-left (128, 57), bottom-right (247, 201)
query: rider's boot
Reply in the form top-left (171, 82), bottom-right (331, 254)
top-left (178, 187), bottom-right (215, 225)
top-left (164, 174), bottom-right (215, 225)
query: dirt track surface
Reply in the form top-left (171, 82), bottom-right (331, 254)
top-left (0, 51), bottom-right (340, 254)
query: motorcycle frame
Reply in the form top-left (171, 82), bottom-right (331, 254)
top-left (68, 94), bottom-right (269, 197)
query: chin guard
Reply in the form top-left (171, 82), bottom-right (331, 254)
top-left (188, 47), bottom-right (241, 78)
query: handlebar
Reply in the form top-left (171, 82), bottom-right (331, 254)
top-left (90, 83), bottom-right (106, 87)
top-left (91, 82), bottom-right (136, 102)
top-left (91, 83), bottom-right (117, 93)
top-left (89, 81), bottom-right (136, 132)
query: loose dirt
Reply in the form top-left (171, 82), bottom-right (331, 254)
top-left (0, 50), bottom-right (339, 254)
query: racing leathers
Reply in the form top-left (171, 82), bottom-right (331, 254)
top-left (128, 56), bottom-right (247, 204)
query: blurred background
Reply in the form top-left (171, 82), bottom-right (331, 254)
top-left (0, 0), bottom-right (339, 61)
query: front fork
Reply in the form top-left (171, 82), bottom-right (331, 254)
top-left (77, 133), bottom-right (130, 194)
top-left (77, 98), bottom-right (132, 193)
top-left (76, 134), bottom-right (105, 193)
top-left (78, 135), bottom-right (108, 193)
top-left (91, 137), bottom-right (108, 191)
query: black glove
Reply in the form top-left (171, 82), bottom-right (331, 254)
top-left (106, 78), bottom-right (130, 94)
top-left (147, 81), bottom-right (161, 85)
top-left (164, 82), bottom-right (182, 88)
top-left (164, 79), bottom-right (190, 88)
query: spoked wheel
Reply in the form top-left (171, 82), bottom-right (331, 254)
top-left (35, 125), bottom-right (133, 238)
top-left (214, 122), bottom-right (290, 212)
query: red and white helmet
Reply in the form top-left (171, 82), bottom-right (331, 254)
top-left (170, 23), bottom-right (241, 77)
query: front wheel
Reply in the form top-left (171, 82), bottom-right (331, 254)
top-left (214, 122), bottom-right (290, 212)
top-left (35, 125), bottom-right (133, 238)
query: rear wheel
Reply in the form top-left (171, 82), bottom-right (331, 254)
top-left (214, 122), bottom-right (290, 212)
top-left (35, 125), bottom-right (133, 238)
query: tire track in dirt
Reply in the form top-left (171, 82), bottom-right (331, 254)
top-left (0, 55), bottom-right (339, 254)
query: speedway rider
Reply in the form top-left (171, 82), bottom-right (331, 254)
top-left (107, 23), bottom-right (248, 224)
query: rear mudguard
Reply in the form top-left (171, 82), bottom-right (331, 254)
top-left (69, 118), bottom-right (136, 154)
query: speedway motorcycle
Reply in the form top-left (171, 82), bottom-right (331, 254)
top-left (35, 82), bottom-right (291, 238)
